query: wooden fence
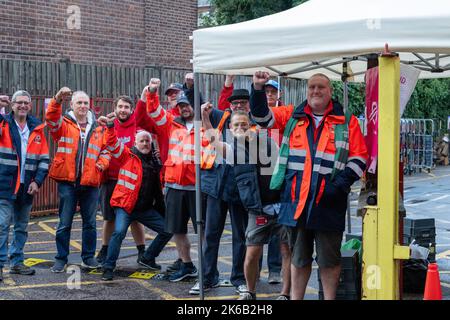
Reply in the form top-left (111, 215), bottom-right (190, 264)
top-left (1, 58), bottom-right (307, 216)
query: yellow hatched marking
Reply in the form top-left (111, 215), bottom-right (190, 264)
top-left (38, 221), bottom-right (82, 250)
top-left (24, 258), bottom-right (50, 267)
top-left (131, 279), bottom-right (176, 300)
top-left (129, 271), bottom-right (159, 280)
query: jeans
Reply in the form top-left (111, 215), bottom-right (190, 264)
top-left (55, 182), bottom-right (99, 263)
top-left (202, 198), bottom-right (248, 287)
top-left (103, 207), bottom-right (172, 270)
top-left (0, 185), bottom-right (33, 268)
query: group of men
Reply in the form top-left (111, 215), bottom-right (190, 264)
top-left (0, 70), bottom-right (368, 300)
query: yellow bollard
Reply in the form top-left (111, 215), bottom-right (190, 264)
top-left (362, 55), bottom-right (410, 300)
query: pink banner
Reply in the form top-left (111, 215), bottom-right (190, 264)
top-left (365, 67), bottom-right (379, 174)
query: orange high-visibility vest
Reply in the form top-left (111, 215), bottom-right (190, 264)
top-left (46, 99), bottom-right (111, 187)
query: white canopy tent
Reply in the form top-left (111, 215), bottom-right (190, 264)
top-left (191, 0), bottom-right (450, 300)
top-left (192, 0), bottom-right (450, 81)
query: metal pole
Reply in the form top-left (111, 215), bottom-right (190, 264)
top-left (342, 63), bottom-right (352, 234)
top-left (194, 72), bottom-right (205, 300)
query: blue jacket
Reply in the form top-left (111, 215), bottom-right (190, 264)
top-left (0, 112), bottom-right (49, 203)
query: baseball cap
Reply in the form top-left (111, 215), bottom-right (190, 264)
top-left (165, 83), bottom-right (183, 95)
top-left (176, 94), bottom-right (190, 106)
top-left (266, 80), bottom-right (280, 91)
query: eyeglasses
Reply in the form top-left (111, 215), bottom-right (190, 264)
top-left (14, 101), bottom-right (30, 106)
top-left (231, 100), bottom-right (248, 106)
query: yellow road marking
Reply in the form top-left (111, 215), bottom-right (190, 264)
top-left (131, 279), bottom-right (176, 300)
top-left (38, 221), bottom-right (82, 251)
top-left (405, 173), bottom-right (450, 184)
top-left (0, 279), bottom-right (129, 291)
top-left (181, 288), bottom-right (318, 300)
top-left (437, 250), bottom-right (450, 259)
top-left (2, 273), bottom-right (25, 298)
top-left (129, 271), bottom-right (159, 280)
top-left (24, 258), bottom-right (51, 267)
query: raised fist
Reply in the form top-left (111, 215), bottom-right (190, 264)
top-left (253, 71), bottom-right (270, 90)
top-left (55, 87), bottom-right (72, 103)
top-left (225, 75), bottom-right (235, 88)
top-left (149, 78), bottom-right (161, 92)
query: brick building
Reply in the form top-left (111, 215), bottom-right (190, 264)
top-left (0, 0), bottom-right (198, 69)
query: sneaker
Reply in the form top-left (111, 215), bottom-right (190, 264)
top-left (138, 256), bottom-right (161, 271)
top-left (276, 294), bottom-right (290, 300)
top-left (189, 280), bottom-right (220, 295)
top-left (81, 257), bottom-right (100, 269)
top-left (268, 272), bottom-right (281, 284)
top-left (238, 291), bottom-right (256, 300)
top-left (102, 268), bottom-right (114, 281)
top-left (51, 260), bottom-right (67, 273)
top-left (168, 263), bottom-right (198, 282)
top-left (235, 284), bottom-right (249, 294)
top-left (137, 250), bottom-right (145, 264)
top-left (96, 247), bottom-right (108, 265)
top-left (9, 264), bottom-right (36, 276)
top-left (166, 258), bottom-right (182, 273)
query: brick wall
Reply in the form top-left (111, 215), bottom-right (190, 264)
top-left (0, 0), bottom-right (196, 69)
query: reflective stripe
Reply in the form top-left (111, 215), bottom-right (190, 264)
top-left (289, 149), bottom-right (307, 157)
top-left (119, 169), bottom-right (138, 180)
top-left (88, 143), bottom-right (101, 153)
top-left (335, 161), bottom-right (346, 170)
top-left (86, 153), bottom-right (97, 160)
top-left (112, 144), bottom-right (124, 158)
top-left (279, 156), bottom-right (288, 165)
top-left (168, 150), bottom-right (194, 162)
top-left (314, 165), bottom-right (333, 175)
top-left (319, 152), bottom-right (335, 162)
top-left (0, 158), bottom-right (17, 166)
top-left (183, 144), bottom-right (195, 151)
top-left (346, 161), bottom-right (364, 177)
top-left (100, 153), bottom-right (111, 161)
top-left (149, 105), bottom-right (163, 118)
top-left (107, 141), bottom-right (121, 152)
top-left (287, 162), bottom-right (304, 171)
top-left (38, 162), bottom-right (49, 170)
top-left (156, 115), bottom-right (167, 126)
top-left (57, 147), bottom-right (72, 154)
top-left (169, 138), bottom-right (180, 145)
top-left (348, 156), bottom-right (367, 164)
top-left (40, 155), bottom-right (50, 160)
top-left (202, 148), bottom-right (216, 156)
top-left (117, 179), bottom-right (136, 191)
top-left (26, 154), bottom-right (41, 160)
top-left (25, 164), bottom-right (37, 171)
top-left (282, 136), bottom-right (290, 145)
top-left (335, 141), bottom-right (349, 149)
top-left (165, 183), bottom-right (195, 191)
top-left (60, 137), bottom-right (74, 144)
top-left (252, 110), bottom-right (273, 124)
top-left (47, 117), bottom-right (63, 128)
top-left (0, 147), bottom-right (15, 154)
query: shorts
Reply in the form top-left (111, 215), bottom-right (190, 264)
top-left (100, 180), bottom-right (117, 221)
top-left (288, 226), bottom-right (343, 268)
top-left (164, 187), bottom-right (197, 234)
top-left (246, 212), bottom-right (282, 246)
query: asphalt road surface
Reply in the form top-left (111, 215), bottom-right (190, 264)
top-left (1, 165), bottom-right (450, 300)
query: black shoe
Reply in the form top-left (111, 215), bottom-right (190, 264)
top-left (138, 256), bottom-right (161, 271)
top-left (166, 258), bottom-right (182, 273)
top-left (9, 264), bottom-right (36, 276)
top-left (96, 247), bottom-right (108, 265)
top-left (102, 269), bottom-right (114, 281)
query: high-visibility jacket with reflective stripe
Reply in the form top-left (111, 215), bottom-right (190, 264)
top-left (106, 126), bottom-right (142, 214)
top-left (45, 99), bottom-right (110, 187)
top-left (0, 113), bottom-right (49, 201)
top-left (250, 87), bottom-right (368, 231)
top-left (145, 92), bottom-right (201, 189)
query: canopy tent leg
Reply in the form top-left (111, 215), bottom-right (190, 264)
top-left (194, 72), bottom-right (205, 300)
top-left (342, 72), bottom-right (352, 234)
